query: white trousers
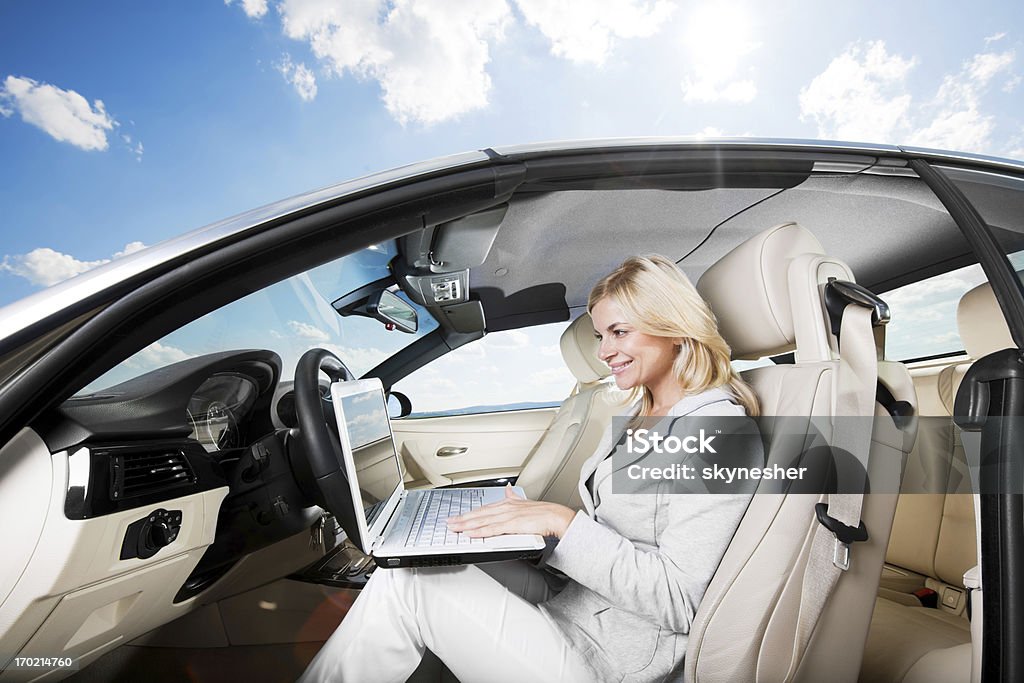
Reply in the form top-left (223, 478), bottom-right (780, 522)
top-left (299, 560), bottom-right (593, 683)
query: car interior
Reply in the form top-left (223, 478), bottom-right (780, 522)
top-left (0, 143), bottom-right (1022, 682)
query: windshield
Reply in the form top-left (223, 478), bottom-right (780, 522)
top-left (77, 241), bottom-right (439, 394)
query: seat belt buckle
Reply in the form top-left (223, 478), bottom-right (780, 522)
top-left (832, 540), bottom-right (851, 571)
top-left (814, 503), bottom-right (869, 571)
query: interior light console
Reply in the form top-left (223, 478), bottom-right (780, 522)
top-left (120, 508), bottom-right (183, 560)
top-left (395, 268), bottom-right (471, 307)
top-left (429, 276), bottom-right (461, 303)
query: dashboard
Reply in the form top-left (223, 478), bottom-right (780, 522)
top-left (0, 350), bottom-right (331, 677)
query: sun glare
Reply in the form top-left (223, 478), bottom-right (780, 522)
top-left (685, 3), bottom-right (758, 77)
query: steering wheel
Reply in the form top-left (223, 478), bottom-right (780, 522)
top-left (292, 348), bottom-right (362, 544)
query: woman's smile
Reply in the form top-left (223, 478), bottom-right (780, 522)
top-left (608, 359), bottom-right (633, 375)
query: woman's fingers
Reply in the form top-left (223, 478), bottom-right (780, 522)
top-left (448, 506), bottom-right (519, 530)
top-left (444, 492), bottom-right (568, 538)
top-left (449, 496), bottom-right (526, 523)
top-left (447, 499), bottom-right (575, 539)
top-left (451, 513), bottom-right (522, 537)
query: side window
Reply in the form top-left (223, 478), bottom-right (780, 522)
top-left (884, 250), bottom-right (1024, 362)
top-left (392, 321), bottom-right (575, 417)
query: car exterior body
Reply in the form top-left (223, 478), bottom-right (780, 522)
top-left (0, 138), bottom-right (1022, 682)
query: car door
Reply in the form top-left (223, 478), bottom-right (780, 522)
top-left (915, 160), bottom-right (1024, 682)
top-left (389, 321), bottom-right (574, 488)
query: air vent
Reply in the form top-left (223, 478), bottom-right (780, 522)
top-left (110, 449), bottom-right (197, 500)
top-left (408, 556), bottom-right (462, 568)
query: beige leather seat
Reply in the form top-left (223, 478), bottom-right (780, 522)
top-left (515, 312), bottom-right (626, 508)
top-left (859, 274), bottom-right (1017, 683)
top-left (688, 222), bottom-right (916, 683)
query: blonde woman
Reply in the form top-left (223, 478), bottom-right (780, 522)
top-left (300, 255), bottom-right (760, 683)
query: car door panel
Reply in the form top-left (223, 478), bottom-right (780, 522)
top-left (390, 407), bottom-right (558, 488)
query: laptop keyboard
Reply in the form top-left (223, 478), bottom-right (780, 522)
top-left (405, 489), bottom-right (486, 547)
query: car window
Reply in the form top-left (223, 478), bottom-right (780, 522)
top-left (78, 242), bottom-right (439, 394)
top-left (883, 250), bottom-right (1024, 362)
top-left (880, 163), bottom-right (1024, 362)
top-left (393, 321), bottom-right (575, 417)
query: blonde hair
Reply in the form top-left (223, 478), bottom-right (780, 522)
top-left (588, 254), bottom-right (760, 417)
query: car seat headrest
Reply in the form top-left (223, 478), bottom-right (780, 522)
top-left (561, 312), bottom-right (607, 384)
top-left (957, 275), bottom-right (1019, 359)
top-left (697, 222), bottom-right (836, 360)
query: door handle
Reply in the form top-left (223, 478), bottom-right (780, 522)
top-left (436, 446), bottom-right (468, 457)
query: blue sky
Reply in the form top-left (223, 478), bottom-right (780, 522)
top-left (2, 1), bottom-right (1023, 410)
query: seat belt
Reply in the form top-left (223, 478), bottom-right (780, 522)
top-left (783, 303), bottom-right (878, 681)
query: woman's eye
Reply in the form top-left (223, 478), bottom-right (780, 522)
top-left (614, 329), bottom-right (627, 337)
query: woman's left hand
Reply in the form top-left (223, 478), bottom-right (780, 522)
top-left (446, 485), bottom-right (577, 539)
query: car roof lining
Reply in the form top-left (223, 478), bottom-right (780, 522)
top-left (466, 168), bottom-right (985, 332)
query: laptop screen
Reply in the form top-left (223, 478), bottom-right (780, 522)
top-left (330, 379), bottom-right (405, 551)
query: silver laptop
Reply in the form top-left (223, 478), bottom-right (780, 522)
top-left (330, 378), bottom-right (546, 568)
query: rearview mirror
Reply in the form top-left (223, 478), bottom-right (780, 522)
top-left (368, 289), bottom-right (418, 333)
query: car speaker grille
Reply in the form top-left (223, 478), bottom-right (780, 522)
top-left (111, 449), bottom-right (197, 500)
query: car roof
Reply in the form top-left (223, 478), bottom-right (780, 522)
top-left (1, 138), bottom-right (1023, 346)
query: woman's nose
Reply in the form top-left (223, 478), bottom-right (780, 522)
top-left (598, 337), bottom-right (614, 361)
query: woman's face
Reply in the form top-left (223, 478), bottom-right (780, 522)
top-left (590, 297), bottom-right (681, 393)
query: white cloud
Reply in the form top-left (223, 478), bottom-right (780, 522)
top-left (1, 248), bottom-right (107, 287)
top-left (967, 50), bottom-right (1015, 83)
top-left (800, 40), bottom-right (1019, 153)
top-left (1007, 131), bottom-right (1024, 160)
top-left (799, 41), bottom-right (916, 143)
top-left (324, 344), bottom-right (390, 373)
top-left (126, 342), bottom-right (193, 369)
top-left (277, 54), bottom-right (318, 101)
top-left (907, 49), bottom-right (1015, 153)
top-left (0, 75), bottom-right (116, 151)
top-left (115, 241), bottom-right (147, 258)
top-left (287, 320), bottom-right (330, 341)
top-left (539, 343), bottom-right (562, 357)
top-left (984, 31), bottom-right (1007, 45)
top-left (349, 408), bottom-right (385, 427)
top-left (120, 132), bottom-right (144, 160)
top-left (225, 0), bottom-right (268, 19)
top-left (924, 331), bottom-right (961, 346)
top-left (679, 3), bottom-right (759, 104)
top-left (278, 0), bottom-right (512, 125)
top-left (528, 367), bottom-right (575, 388)
top-left (481, 329), bottom-right (530, 349)
top-left (514, 0), bottom-right (675, 65)
top-left (884, 263), bottom-right (987, 307)
top-left (1, 241), bottom-right (148, 287)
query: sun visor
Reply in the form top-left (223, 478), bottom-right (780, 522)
top-left (429, 204), bottom-right (508, 272)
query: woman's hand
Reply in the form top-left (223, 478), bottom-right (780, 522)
top-left (446, 485), bottom-right (577, 539)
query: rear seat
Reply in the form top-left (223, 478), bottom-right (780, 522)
top-left (860, 277), bottom-right (1017, 682)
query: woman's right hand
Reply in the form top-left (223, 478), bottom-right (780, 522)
top-left (446, 485), bottom-right (577, 539)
